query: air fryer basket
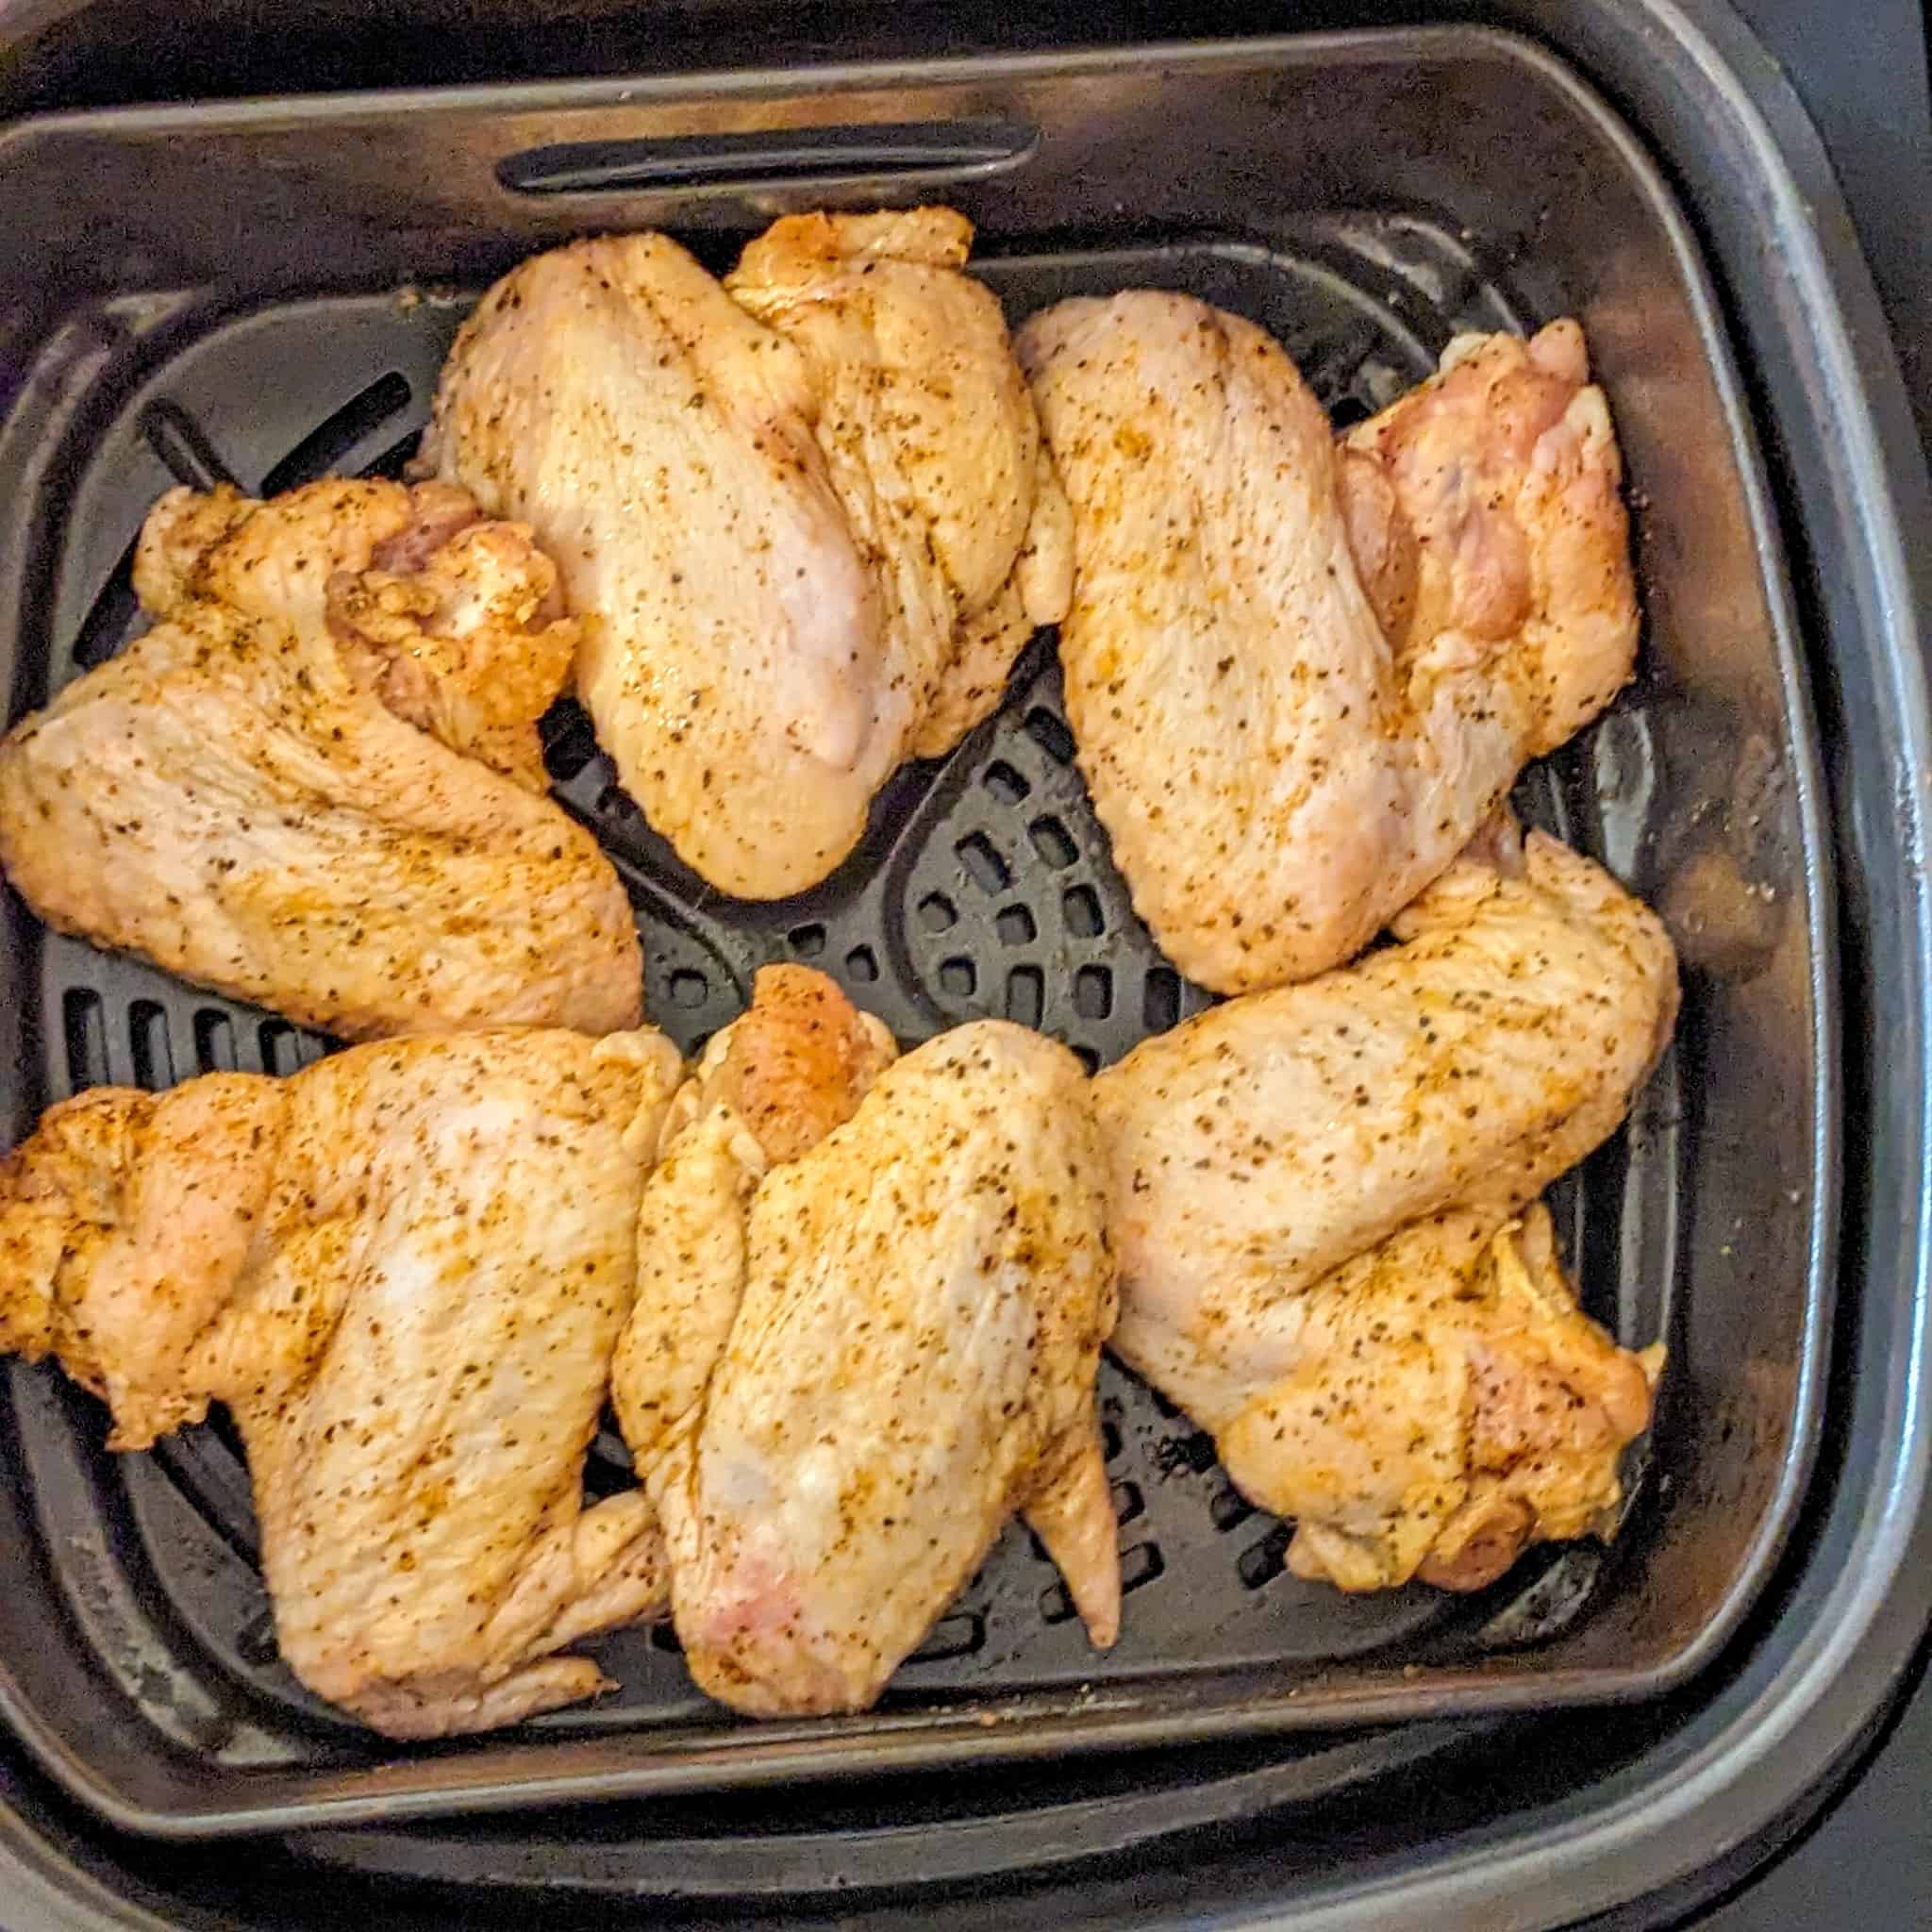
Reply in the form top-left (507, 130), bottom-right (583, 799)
top-left (0, 28), bottom-right (1834, 1838)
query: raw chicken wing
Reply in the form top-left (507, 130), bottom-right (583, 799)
top-left (423, 233), bottom-right (884, 898)
top-left (1092, 830), bottom-right (1676, 1591)
top-left (726, 209), bottom-right (1074, 758)
top-left (613, 966), bottom-right (1119, 1716)
top-left (423, 213), bottom-right (1069, 898)
top-left (1018, 294), bottom-right (1636, 991)
top-left (0, 477), bottom-right (641, 1040)
top-left (0, 1025), bottom-right (683, 1736)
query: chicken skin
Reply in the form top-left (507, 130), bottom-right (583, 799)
top-left (0, 1026), bottom-right (683, 1737)
top-left (614, 966), bottom-right (1119, 1716)
top-left (1018, 295), bottom-right (1637, 992)
top-left (422, 213), bottom-right (1068, 899)
top-left (726, 209), bottom-right (1074, 759)
top-left (1091, 829), bottom-right (1677, 1591)
top-left (0, 477), bottom-right (641, 1041)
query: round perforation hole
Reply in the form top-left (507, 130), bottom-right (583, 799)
top-left (1037, 1580), bottom-right (1079, 1625)
top-left (1156, 1430), bottom-right (1219, 1476)
top-left (193, 1010), bottom-right (237, 1074)
top-left (1074, 964), bottom-right (1112, 1020)
top-left (1238, 1525), bottom-right (1294, 1591)
top-left (1143, 967), bottom-right (1182, 1032)
top-left (1208, 1483), bottom-right (1256, 1532)
top-left (1005, 966), bottom-right (1043, 1026)
top-left (996, 905), bottom-right (1036, 946)
top-left (1023, 708), bottom-right (1075, 766)
top-left (1120, 1542), bottom-right (1165, 1594)
top-left (908, 1611), bottom-right (986, 1664)
top-left (1062, 885), bottom-right (1103, 937)
top-left (1028, 817), bottom-right (1077, 870)
top-left (128, 1000), bottom-right (174, 1091)
top-left (982, 759), bottom-right (1030, 805)
top-left (956, 832), bottom-right (1011, 894)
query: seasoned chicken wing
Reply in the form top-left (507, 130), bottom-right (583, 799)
top-left (613, 967), bottom-right (1119, 1716)
top-left (422, 233), bottom-right (886, 899)
top-left (1018, 295), bottom-right (1636, 991)
top-left (726, 209), bottom-right (1074, 759)
top-left (0, 477), bottom-right (641, 1041)
top-left (1092, 830), bottom-right (1677, 1591)
top-left (0, 1026), bottom-right (683, 1737)
top-left (422, 213), bottom-right (1068, 899)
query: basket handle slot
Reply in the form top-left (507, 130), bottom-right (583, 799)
top-left (495, 118), bottom-right (1037, 196)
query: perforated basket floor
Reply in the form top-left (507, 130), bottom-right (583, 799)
top-left (0, 221), bottom-right (1682, 1827)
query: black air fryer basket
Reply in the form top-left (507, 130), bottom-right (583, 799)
top-left (0, 2), bottom-right (1928, 1927)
